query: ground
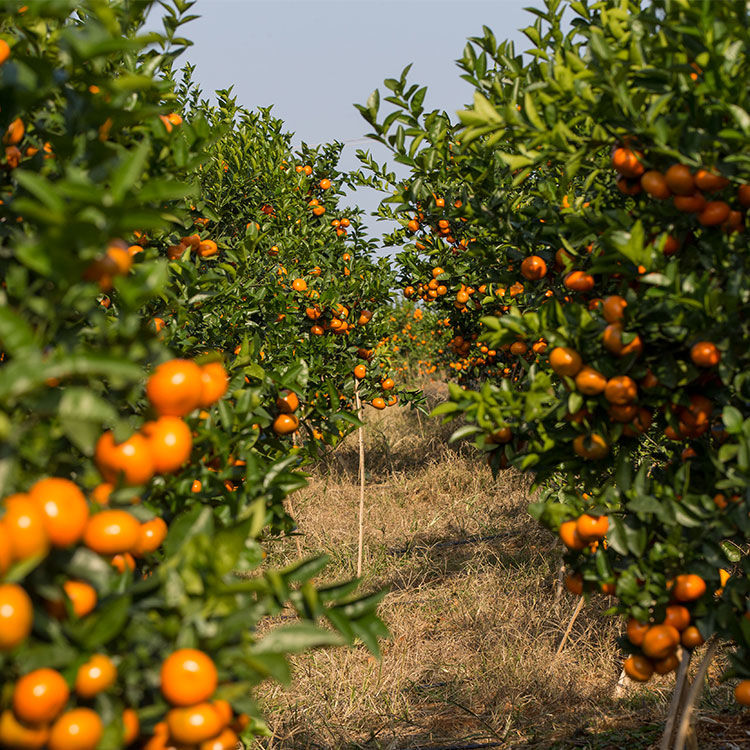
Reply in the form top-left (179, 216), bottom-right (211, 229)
top-left (254, 383), bottom-right (747, 749)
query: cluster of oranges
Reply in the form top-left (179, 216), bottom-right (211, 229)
top-left (353, 364), bottom-right (397, 410)
top-left (612, 148), bottom-right (749, 232)
top-left (166, 234), bottom-right (219, 260)
top-left (95, 359), bottom-right (228, 486)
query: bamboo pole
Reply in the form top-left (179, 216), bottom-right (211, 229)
top-left (555, 597), bottom-right (585, 656)
top-left (673, 641), bottom-right (718, 750)
top-left (659, 649), bottom-right (692, 750)
top-left (354, 378), bottom-right (366, 578)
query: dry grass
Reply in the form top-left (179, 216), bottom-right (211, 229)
top-left (253, 383), bottom-right (745, 749)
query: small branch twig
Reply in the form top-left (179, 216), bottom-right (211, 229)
top-left (556, 597), bottom-right (585, 656)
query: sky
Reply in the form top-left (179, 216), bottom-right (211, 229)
top-left (152, 0), bottom-right (545, 238)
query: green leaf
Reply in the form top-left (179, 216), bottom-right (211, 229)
top-left (253, 623), bottom-right (343, 654)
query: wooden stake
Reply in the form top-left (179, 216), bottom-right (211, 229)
top-left (354, 378), bottom-right (366, 578)
top-left (672, 641), bottom-right (718, 750)
top-left (659, 648), bottom-right (692, 750)
top-left (553, 559), bottom-right (566, 603)
top-left (555, 597), bottom-right (585, 656)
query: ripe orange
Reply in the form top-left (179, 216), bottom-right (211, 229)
top-left (549, 347), bottom-right (582, 377)
top-left (673, 192), bottom-right (706, 213)
top-left (626, 617), bottom-right (650, 647)
top-left (604, 375), bottom-right (637, 405)
top-left (167, 703), bottom-right (224, 745)
top-left (654, 653), bottom-right (680, 675)
top-left (147, 359), bottom-right (203, 417)
top-left (13, 669), bottom-right (69, 724)
top-left (49, 708), bottom-right (102, 750)
top-left (672, 573), bottom-right (706, 602)
top-left (640, 170), bottom-right (670, 199)
top-left (161, 649), bottom-right (218, 706)
top-left (28, 478), bottom-right (89, 548)
top-left (381, 378), bottom-right (395, 390)
top-left (122, 709), bottom-right (139, 746)
top-left (602, 295), bottom-right (627, 323)
top-left (690, 341), bottom-right (720, 367)
top-left (0, 40), bottom-right (11, 67)
top-left (576, 514), bottom-right (608, 542)
top-left (75, 654), bottom-right (117, 698)
top-left (520, 255), bottom-right (547, 280)
top-left (200, 728), bottom-right (239, 750)
top-left (738, 185), bottom-right (750, 208)
top-left (291, 278), bottom-right (307, 292)
top-left (199, 362), bottom-right (229, 407)
top-left (624, 654), bottom-right (653, 682)
top-left (142, 417), bottom-right (192, 473)
top-left (0, 709), bottom-right (48, 749)
top-left (3, 493), bottom-right (49, 560)
top-left (574, 366), bottom-right (606, 395)
top-left (83, 510), bottom-right (140, 555)
top-left (272, 414), bottom-right (299, 435)
top-left (664, 164), bottom-right (694, 195)
top-left (276, 390), bottom-right (299, 413)
top-left (698, 200), bottom-right (730, 227)
top-left (611, 147), bottom-right (644, 178)
top-left (662, 604), bottom-right (691, 631)
top-left (197, 240), bottom-right (218, 257)
top-left (0, 585), bottom-right (34, 648)
top-left (734, 680), bottom-right (750, 706)
top-left (354, 364), bottom-right (366, 379)
top-left (3, 117), bottom-right (25, 146)
top-left (564, 271), bottom-right (594, 292)
top-left (564, 573), bottom-right (583, 595)
top-left (132, 518), bottom-right (168, 557)
top-left (94, 431), bottom-right (155, 486)
top-left (602, 324), bottom-right (643, 358)
top-left (642, 624), bottom-right (680, 660)
top-left (694, 168), bottom-right (728, 192)
top-left (559, 520), bottom-right (585, 550)
top-left (609, 403), bottom-right (637, 422)
top-left (111, 553), bottom-right (136, 573)
top-left (372, 397), bottom-right (386, 410)
top-left (573, 433), bottom-right (609, 460)
top-left (681, 625), bottom-right (705, 649)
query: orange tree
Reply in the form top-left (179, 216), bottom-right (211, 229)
top-left (359, 0), bottom-right (750, 719)
top-left (0, 2), bottom-right (388, 749)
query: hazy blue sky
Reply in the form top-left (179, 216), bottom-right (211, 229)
top-left (157, 0), bottom-right (545, 227)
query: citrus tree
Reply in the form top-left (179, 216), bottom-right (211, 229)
top-left (358, 0), bottom-right (750, 738)
top-left (0, 3), bottom-right (389, 749)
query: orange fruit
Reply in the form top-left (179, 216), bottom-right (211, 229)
top-left (272, 414), bottom-right (299, 435)
top-left (738, 184), bottom-right (750, 208)
top-left (642, 624), bottom-right (680, 660)
top-left (604, 375), bottom-right (638, 405)
top-left (212, 700), bottom-right (232, 727)
top-left (49, 708), bottom-right (102, 750)
top-left (549, 347), bottom-right (582, 377)
top-left (52, 580), bottom-right (97, 619)
top-left (381, 378), bottom-right (395, 390)
top-left (83, 510), bottom-right (140, 555)
top-left (672, 573), bottom-right (706, 602)
top-left (199, 363), bottom-right (229, 407)
top-left (734, 680), bottom-right (750, 706)
top-left (640, 170), bottom-right (670, 199)
top-left (673, 192), bottom-right (706, 213)
top-left (602, 295), bottom-right (627, 323)
top-left (372, 397), bottom-right (386, 410)
top-left (694, 168), bottom-right (728, 192)
top-left (611, 147), bottom-right (644, 178)
top-left (13, 668), bottom-right (69, 724)
top-left (3, 117), bottom-right (25, 146)
top-left (75, 654), bottom-right (117, 698)
top-left (576, 514), bottom-right (608, 542)
top-left (94, 431), bottom-right (155, 486)
top-left (681, 625), bottom-right (705, 649)
top-left (564, 573), bottom-right (583, 595)
top-left (654, 653), bottom-right (680, 675)
top-left (662, 604), bottom-right (690, 631)
top-left (276, 390), bottom-right (299, 414)
top-left (520, 255), bottom-right (547, 280)
top-left (111, 553), bottom-right (135, 573)
top-left (122, 709), bottom-right (139, 746)
top-left (29, 478), bottom-right (89, 547)
top-left (602, 324), bottom-right (643, 357)
top-left (0, 709), bottom-right (48, 749)
top-left (575, 366), bottom-right (606, 395)
top-left (626, 617), bottom-right (650, 647)
top-left (354, 364), bottom-right (366, 379)
top-left (624, 654), bottom-right (653, 682)
top-left (161, 649), bottom-right (218, 706)
top-left (559, 520), bottom-right (585, 550)
top-left (664, 164), bottom-right (695, 195)
top-left (2, 493), bottom-right (49, 560)
top-left (291, 278), bottom-right (307, 292)
top-left (167, 703), bottom-right (224, 745)
top-left (698, 200), bottom-right (730, 227)
top-left (0, 40), bottom-right (11, 67)
top-left (146, 359), bottom-right (203, 417)
top-left (197, 240), bottom-right (218, 257)
top-left (132, 518), bottom-right (168, 557)
top-left (142, 417), bottom-right (192, 473)
top-left (564, 271), bottom-right (594, 292)
top-left (690, 341), bottom-right (720, 367)
top-left (573, 433), bottom-right (609, 460)
top-left (199, 728), bottom-right (239, 750)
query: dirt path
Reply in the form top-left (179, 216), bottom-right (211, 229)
top-left (255, 384), bottom-right (741, 749)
